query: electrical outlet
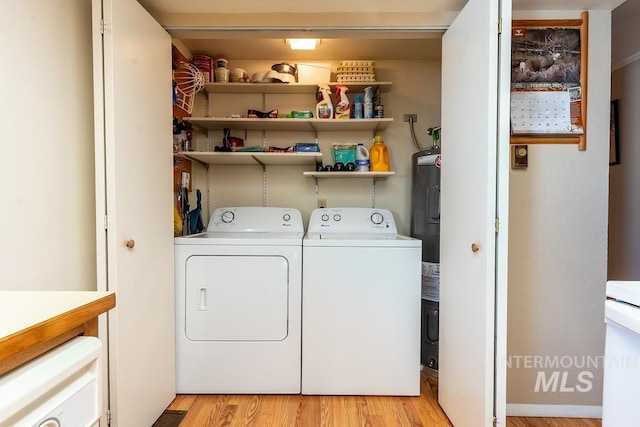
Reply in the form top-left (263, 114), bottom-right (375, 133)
top-left (318, 198), bottom-right (327, 208)
top-left (403, 114), bottom-right (417, 123)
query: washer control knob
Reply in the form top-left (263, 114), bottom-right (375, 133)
top-left (333, 214), bottom-right (342, 222)
top-left (371, 212), bottom-right (384, 225)
top-left (321, 214), bottom-right (330, 222)
top-left (221, 211), bottom-right (235, 223)
top-left (283, 214), bottom-right (291, 222)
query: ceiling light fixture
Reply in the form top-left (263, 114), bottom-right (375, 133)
top-left (285, 38), bottom-right (321, 50)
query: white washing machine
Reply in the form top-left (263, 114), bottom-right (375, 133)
top-left (302, 207), bottom-right (422, 396)
top-left (175, 207), bottom-right (303, 394)
top-left (603, 280), bottom-right (640, 426)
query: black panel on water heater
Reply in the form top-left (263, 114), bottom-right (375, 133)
top-left (411, 147), bottom-right (441, 372)
top-left (410, 148), bottom-right (441, 264)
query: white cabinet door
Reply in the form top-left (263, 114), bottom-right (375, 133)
top-left (438, 0), bottom-right (510, 425)
top-left (92, 0), bottom-right (175, 425)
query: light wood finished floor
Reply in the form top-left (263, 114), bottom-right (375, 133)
top-left (168, 372), bottom-right (601, 427)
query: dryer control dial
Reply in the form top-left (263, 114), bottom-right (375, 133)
top-left (321, 214), bottom-right (330, 222)
top-left (221, 210), bottom-right (235, 223)
top-left (370, 212), bottom-right (384, 225)
top-left (283, 214), bottom-right (291, 222)
top-left (333, 214), bottom-right (342, 222)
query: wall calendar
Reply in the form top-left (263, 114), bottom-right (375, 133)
top-left (510, 91), bottom-right (582, 135)
top-left (510, 13), bottom-right (588, 150)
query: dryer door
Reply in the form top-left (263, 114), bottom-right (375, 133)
top-left (185, 255), bottom-right (289, 341)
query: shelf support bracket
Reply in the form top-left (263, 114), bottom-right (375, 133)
top-left (370, 177), bottom-right (377, 208)
top-left (251, 156), bottom-right (267, 207)
top-left (181, 153), bottom-right (208, 169)
top-left (262, 168), bottom-right (267, 207)
top-left (206, 165), bottom-right (212, 221)
top-left (314, 177), bottom-right (320, 208)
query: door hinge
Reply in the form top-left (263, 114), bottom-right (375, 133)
top-left (99, 18), bottom-right (105, 35)
top-left (498, 18), bottom-right (503, 35)
top-left (493, 416), bottom-right (498, 427)
top-left (107, 409), bottom-right (112, 425)
top-left (104, 215), bottom-right (109, 230)
top-left (495, 217), bottom-right (500, 234)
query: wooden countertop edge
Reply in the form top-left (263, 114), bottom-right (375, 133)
top-left (0, 293), bottom-right (116, 376)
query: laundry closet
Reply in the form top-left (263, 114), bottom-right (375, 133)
top-left (170, 25), bottom-right (443, 398)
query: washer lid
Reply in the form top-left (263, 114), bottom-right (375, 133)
top-left (306, 232), bottom-right (401, 240)
top-left (607, 281), bottom-right (640, 307)
top-left (303, 233), bottom-right (420, 248)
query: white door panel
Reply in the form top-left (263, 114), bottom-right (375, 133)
top-left (438, 0), bottom-right (510, 425)
top-left (92, 0), bottom-right (174, 425)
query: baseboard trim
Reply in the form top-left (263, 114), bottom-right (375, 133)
top-left (506, 404), bottom-right (602, 418)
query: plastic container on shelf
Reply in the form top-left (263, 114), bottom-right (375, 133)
top-left (374, 89), bottom-right (384, 118)
top-left (364, 86), bottom-right (374, 119)
top-left (316, 84), bottom-right (334, 119)
top-left (334, 85), bottom-right (351, 119)
top-left (353, 95), bottom-right (363, 119)
top-left (192, 55), bottom-right (213, 83)
top-left (214, 67), bottom-right (229, 82)
top-left (215, 58), bottom-right (228, 68)
top-left (355, 143), bottom-right (370, 171)
top-left (370, 135), bottom-right (390, 171)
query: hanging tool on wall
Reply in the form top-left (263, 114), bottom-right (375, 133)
top-left (188, 189), bottom-right (205, 234)
top-left (180, 172), bottom-right (190, 235)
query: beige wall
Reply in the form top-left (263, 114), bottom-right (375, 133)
top-left (0, 0), bottom-right (96, 291)
top-left (609, 3), bottom-right (640, 280)
top-left (507, 10), bottom-right (611, 412)
top-left (189, 59), bottom-right (442, 234)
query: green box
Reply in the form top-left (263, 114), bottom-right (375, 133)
top-left (332, 143), bottom-right (356, 165)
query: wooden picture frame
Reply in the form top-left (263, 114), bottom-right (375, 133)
top-left (610, 99), bottom-right (620, 166)
top-left (510, 12), bottom-right (589, 151)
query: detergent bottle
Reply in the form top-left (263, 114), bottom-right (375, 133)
top-left (334, 85), bottom-right (351, 119)
top-left (363, 86), bottom-right (374, 119)
top-left (316, 84), bottom-right (334, 119)
top-left (370, 135), bottom-right (390, 171)
top-left (355, 143), bottom-right (370, 171)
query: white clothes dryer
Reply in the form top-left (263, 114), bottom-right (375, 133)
top-left (302, 208), bottom-right (422, 396)
top-left (175, 207), bottom-right (303, 394)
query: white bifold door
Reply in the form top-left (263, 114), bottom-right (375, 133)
top-left (91, 0), bottom-right (175, 425)
top-left (438, 0), bottom-right (511, 425)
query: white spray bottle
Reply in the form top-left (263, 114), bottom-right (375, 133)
top-left (363, 86), bottom-right (374, 119)
top-left (316, 84), bottom-right (334, 119)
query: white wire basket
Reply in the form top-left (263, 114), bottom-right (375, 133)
top-left (174, 62), bottom-right (205, 114)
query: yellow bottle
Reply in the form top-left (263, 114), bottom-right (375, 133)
top-left (370, 135), bottom-right (390, 171)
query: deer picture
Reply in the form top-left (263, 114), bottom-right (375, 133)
top-left (519, 52), bottom-right (561, 72)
